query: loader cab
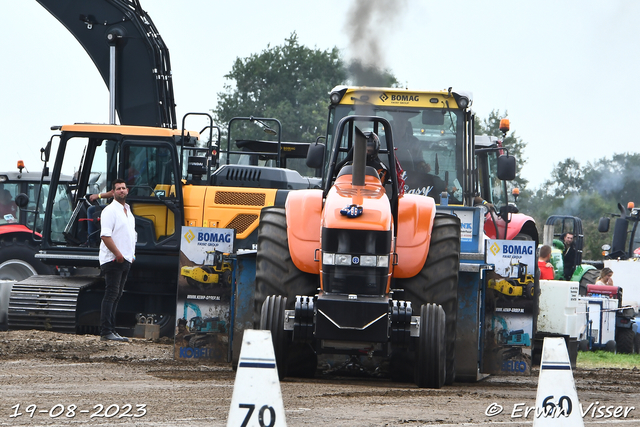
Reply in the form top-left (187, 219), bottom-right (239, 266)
top-left (326, 86), bottom-right (474, 205)
top-left (40, 124), bottom-right (184, 268)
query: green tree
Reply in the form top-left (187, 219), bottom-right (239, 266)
top-left (584, 153), bottom-right (640, 204)
top-left (542, 158), bottom-right (585, 198)
top-left (213, 33), bottom-right (347, 142)
top-left (213, 33), bottom-right (400, 145)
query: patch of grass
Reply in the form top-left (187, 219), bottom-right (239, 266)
top-left (577, 351), bottom-right (640, 369)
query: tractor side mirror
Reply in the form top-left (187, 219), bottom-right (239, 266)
top-left (497, 154), bottom-right (516, 181)
top-left (598, 217), bottom-right (610, 233)
top-left (306, 142), bottom-right (325, 169)
top-left (15, 193), bottom-right (30, 209)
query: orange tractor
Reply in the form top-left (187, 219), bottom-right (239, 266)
top-left (255, 116), bottom-right (460, 388)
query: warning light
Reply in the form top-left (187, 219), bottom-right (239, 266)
top-left (17, 160), bottom-right (25, 173)
top-left (499, 119), bottom-right (510, 134)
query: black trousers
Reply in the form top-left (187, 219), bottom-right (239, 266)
top-left (100, 260), bottom-right (131, 336)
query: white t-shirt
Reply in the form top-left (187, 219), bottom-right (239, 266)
top-left (99, 200), bottom-right (137, 265)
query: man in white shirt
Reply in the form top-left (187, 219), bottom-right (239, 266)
top-left (99, 179), bottom-right (137, 342)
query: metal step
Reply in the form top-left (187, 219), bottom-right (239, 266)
top-left (8, 275), bottom-right (101, 333)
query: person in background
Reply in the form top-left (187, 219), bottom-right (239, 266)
top-left (562, 232), bottom-right (577, 280)
top-left (595, 267), bottom-right (614, 286)
top-left (538, 245), bottom-right (554, 280)
top-left (0, 189), bottom-right (17, 219)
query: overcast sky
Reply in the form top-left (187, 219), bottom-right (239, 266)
top-left (1, 0), bottom-right (638, 189)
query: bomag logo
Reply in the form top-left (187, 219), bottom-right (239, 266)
top-left (391, 94), bottom-right (419, 102)
top-left (184, 230), bottom-right (196, 243)
top-left (490, 242), bottom-right (501, 256)
top-left (198, 232), bottom-right (232, 243)
top-left (502, 244), bottom-right (533, 255)
top-left (380, 93), bottom-right (420, 103)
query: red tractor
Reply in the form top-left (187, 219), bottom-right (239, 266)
top-left (0, 161), bottom-right (73, 281)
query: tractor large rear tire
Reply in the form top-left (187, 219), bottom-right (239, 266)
top-left (415, 303), bottom-right (446, 389)
top-left (616, 327), bottom-right (635, 354)
top-left (0, 238), bottom-right (53, 281)
top-left (397, 213), bottom-right (460, 385)
top-left (255, 207), bottom-right (318, 377)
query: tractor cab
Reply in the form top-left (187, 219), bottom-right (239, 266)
top-left (323, 86), bottom-right (535, 244)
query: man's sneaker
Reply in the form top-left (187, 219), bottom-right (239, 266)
top-left (100, 333), bottom-right (127, 342)
top-left (113, 332), bottom-right (130, 342)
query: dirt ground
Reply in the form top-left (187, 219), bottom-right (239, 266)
top-left (0, 330), bottom-right (638, 426)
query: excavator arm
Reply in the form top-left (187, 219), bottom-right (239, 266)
top-left (37, 0), bottom-right (176, 128)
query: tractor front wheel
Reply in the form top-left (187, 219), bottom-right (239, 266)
top-left (415, 303), bottom-right (446, 389)
top-left (0, 238), bottom-right (53, 281)
top-left (255, 207), bottom-right (318, 378)
top-left (260, 295), bottom-right (288, 380)
top-left (398, 213), bottom-right (460, 385)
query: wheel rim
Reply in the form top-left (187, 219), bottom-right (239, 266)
top-left (0, 259), bottom-right (37, 281)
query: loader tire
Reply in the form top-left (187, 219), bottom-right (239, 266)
top-left (0, 238), bottom-right (53, 281)
top-left (254, 207), bottom-right (318, 377)
top-left (397, 212), bottom-right (460, 385)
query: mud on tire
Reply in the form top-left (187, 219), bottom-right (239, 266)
top-left (396, 213), bottom-right (460, 385)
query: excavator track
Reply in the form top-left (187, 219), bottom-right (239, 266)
top-left (8, 276), bottom-right (101, 333)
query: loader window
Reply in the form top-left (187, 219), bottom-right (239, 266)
top-left (48, 136), bottom-right (92, 245)
top-left (44, 134), bottom-right (116, 247)
top-left (123, 144), bottom-right (176, 198)
top-left (50, 183), bottom-right (73, 242)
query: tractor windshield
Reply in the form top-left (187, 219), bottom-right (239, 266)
top-left (327, 105), bottom-right (464, 203)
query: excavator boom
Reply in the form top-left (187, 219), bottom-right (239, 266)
top-left (37, 0), bottom-right (176, 128)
